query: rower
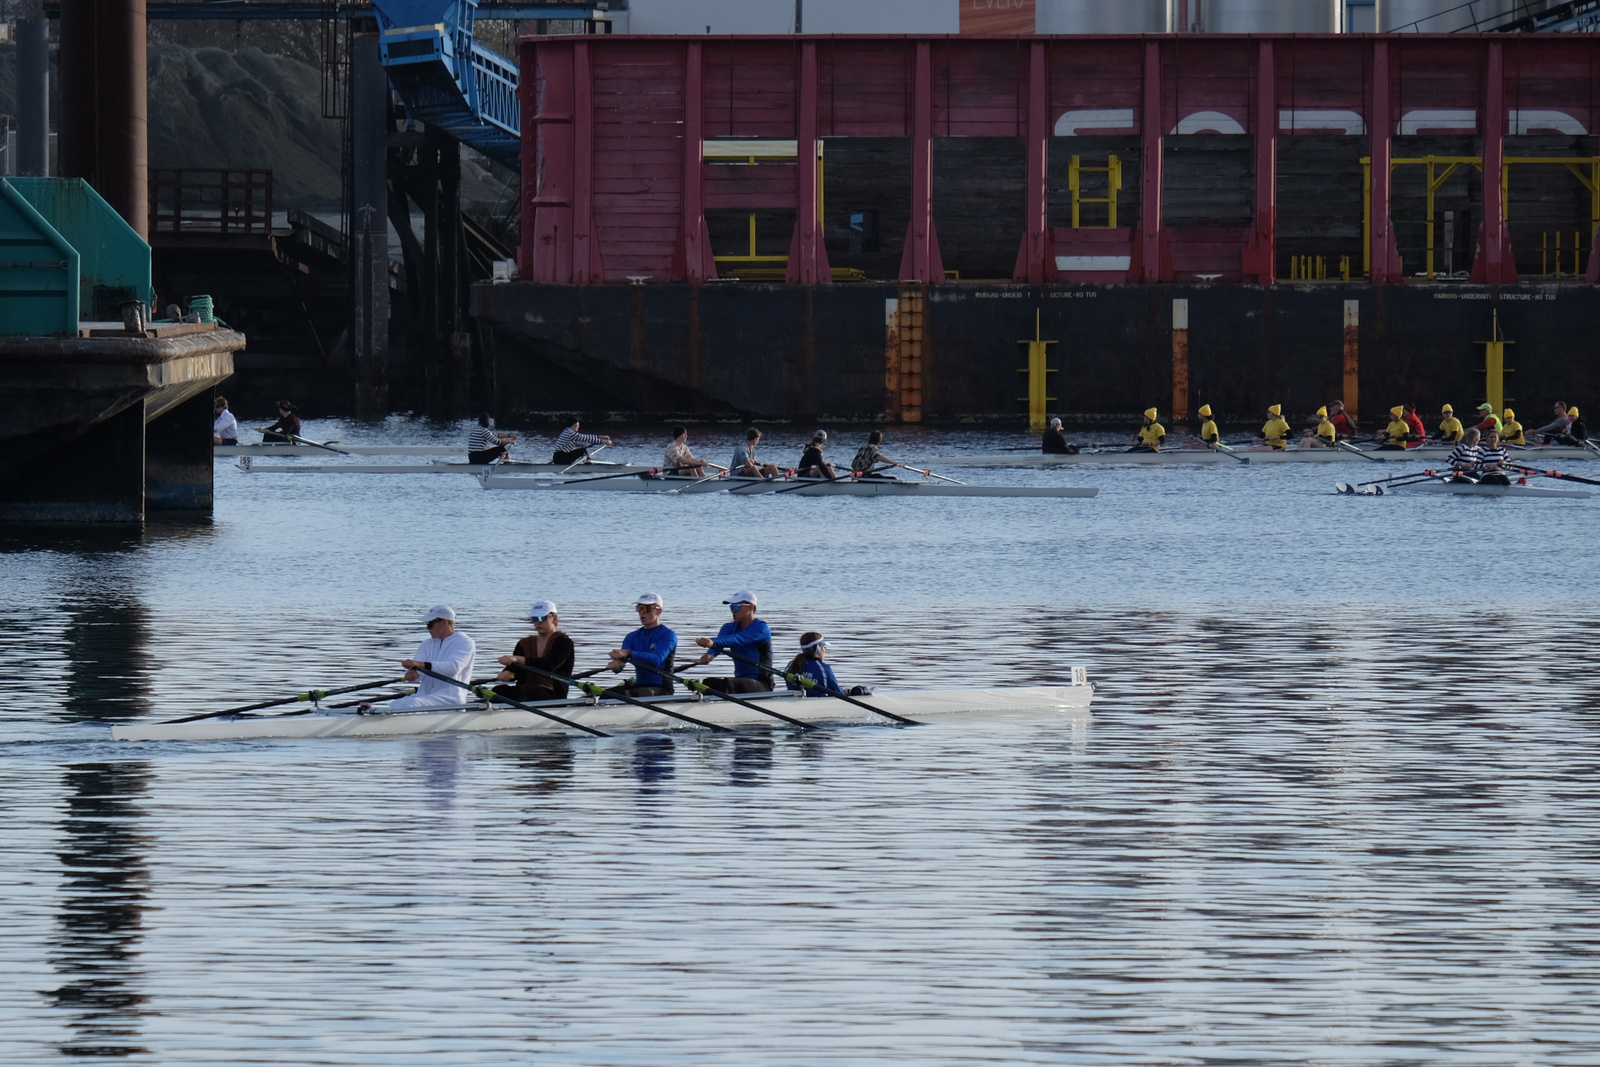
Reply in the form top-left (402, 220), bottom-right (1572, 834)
top-left (1327, 399), bottom-right (1358, 440)
top-left (1500, 408), bottom-right (1525, 446)
top-left (1311, 406), bottom-right (1336, 448)
top-left (495, 600), bottom-right (574, 702)
top-left (1568, 405), bottom-right (1589, 444)
top-left (261, 400), bottom-right (300, 443)
top-left (1436, 404), bottom-right (1464, 443)
top-left (663, 425), bottom-right (706, 477)
top-left (1377, 405), bottom-right (1415, 450)
top-left (1197, 405), bottom-right (1220, 448)
top-left (378, 606), bottom-right (477, 711)
top-left (731, 427), bottom-right (779, 478)
top-left (693, 590), bottom-right (774, 693)
top-left (1477, 429), bottom-right (1512, 485)
top-left (1534, 401), bottom-right (1573, 443)
top-left (1473, 402), bottom-right (1502, 435)
top-left (468, 412), bottom-right (518, 465)
top-left (1042, 417), bottom-right (1075, 455)
top-left (1446, 427), bottom-right (1482, 480)
top-left (796, 431), bottom-right (836, 479)
top-left (851, 430), bottom-right (897, 474)
top-left (551, 416), bottom-right (613, 465)
top-left (606, 593), bottom-right (677, 698)
top-left (1256, 404), bottom-right (1290, 451)
top-left (1402, 402), bottom-right (1427, 445)
top-left (785, 632), bottom-right (843, 697)
top-left (212, 396), bottom-right (239, 445)
top-left (1131, 408), bottom-right (1165, 452)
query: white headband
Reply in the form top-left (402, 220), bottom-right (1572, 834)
top-left (800, 637), bottom-right (828, 652)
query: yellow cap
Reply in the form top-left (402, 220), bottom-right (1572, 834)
top-left (1503, 408), bottom-right (1514, 419)
top-left (1441, 403), bottom-right (1453, 413)
top-left (1570, 405), bottom-right (1581, 417)
top-left (1144, 407), bottom-right (1157, 420)
top-left (1390, 405), bottom-right (1403, 418)
top-left (1267, 404), bottom-right (1282, 417)
top-left (1198, 404), bottom-right (1212, 417)
top-left (1315, 406), bottom-right (1327, 417)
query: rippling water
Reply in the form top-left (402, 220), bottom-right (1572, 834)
top-left (4, 420), bottom-right (1598, 1063)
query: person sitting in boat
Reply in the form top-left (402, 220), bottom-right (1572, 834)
top-left (1131, 408), bottom-right (1165, 452)
top-left (605, 593), bottom-right (677, 698)
top-left (731, 427), bottom-right (780, 478)
top-left (1500, 408), bottom-right (1525, 446)
top-left (551, 416), bottom-right (612, 465)
top-left (1435, 404), bottom-right (1464, 443)
top-left (212, 396), bottom-right (239, 445)
top-left (261, 401), bottom-right (300, 443)
top-left (1042, 417), bottom-right (1076, 454)
top-left (852, 430), bottom-right (897, 474)
top-left (1566, 405), bottom-right (1588, 444)
top-left (693, 590), bottom-right (774, 694)
top-left (663, 425), bottom-right (707, 477)
top-left (1377, 406), bottom-right (1418, 449)
top-left (1534, 401), bottom-right (1573, 444)
top-left (1197, 405), bottom-right (1220, 448)
top-left (468, 412), bottom-right (518, 465)
top-left (785, 632), bottom-right (842, 697)
top-left (1305, 406), bottom-right (1336, 448)
top-left (1327, 399), bottom-right (1358, 440)
top-left (1402, 402), bottom-right (1427, 445)
top-left (1473, 402), bottom-right (1502, 435)
top-left (495, 600), bottom-right (574, 702)
top-left (797, 431), bottom-right (836, 479)
top-left (1255, 404), bottom-right (1290, 451)
top-left (1477, 429), bottom-right (1512, 485)
top-left (1446, 427), bottom-right (1482, 480)
top-left (373, 606), bottom-right (477, 711)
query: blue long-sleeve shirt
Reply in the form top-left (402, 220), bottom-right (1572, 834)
top-left (786, 657), bottom-right (840, 697)
top-left (621, 625), bottom-right (677, 686)
top-left (706, 617), bottom-right (772, 680)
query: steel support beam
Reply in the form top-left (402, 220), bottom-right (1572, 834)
top-left (1368, 39), bottom-right (1401, 284)
top-left (1476, 40), bottom-right (1514, 284)
top-left (1243, 39), bottom-right (1276, 282)
top-left (899, 40), bottom-right (942, 284)
top-left (1139, 40), bottom-right (1164, 283)
top-left (1014, 39), bottom-right (1052, 285)
top-left (350, 31), bottom-right (390, 414)
top-left (59, 0), bottom-right (148, 239)
top-left (572, 41), bottom-right (601, 284)
top-left (17, 17), bottom-right (51, 177)
top-left (525, 42), bottom-right (574, 283)
top-left (788, 40), bottom-right (829, 285)
top-left (679, 41), bottom-right (714, 283)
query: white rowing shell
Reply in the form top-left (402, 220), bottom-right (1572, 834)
top-left (110, 684), bottom-right (1094, 742)
top-left (236, 460), bottom-right (654, 475)
top-left (479, 474), bottom-right (1096, 498)
top-left (1384, 480), bottom-right (1592, 499)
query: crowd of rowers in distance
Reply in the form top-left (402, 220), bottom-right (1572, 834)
top-left (363, 592), bottom-right (871, 713)
top-left (1039, 399), bottom-right (1591, 454)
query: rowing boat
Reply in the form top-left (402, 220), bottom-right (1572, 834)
top-left (217, 444), bottom-right (472, 456)
top-left (235, 457), bottom-right (652, 475)
top-left (110, 682), bottom-right (1093, 742)
top-left (1381, 480), bottom-right (1591, 499)
top-left (932, 446), bottom-right (1596, 467)
top-left (478, 471), bottom-right (1097, 498)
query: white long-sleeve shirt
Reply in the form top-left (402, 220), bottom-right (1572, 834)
top-left (389, 631), bottom-right (477, 710)
top-left (214, 409), bottom-right (240, 441)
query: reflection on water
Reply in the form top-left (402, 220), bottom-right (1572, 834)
top-left (630, 735), bottom-right (675, 798)
top-left (47, 763), bottom-right (150, 1059)
top-left (60, 593), bottom-right (150, 725)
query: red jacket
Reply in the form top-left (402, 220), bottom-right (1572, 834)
top-left (1403, 412), bottom-right (1426, 447)
top-left (1330, 413), bottom-right (1357, 438)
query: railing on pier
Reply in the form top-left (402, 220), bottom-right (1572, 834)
top-left (148, 169), bottom-right (273, 238)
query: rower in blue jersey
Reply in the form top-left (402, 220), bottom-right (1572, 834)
top-left (605, 593), bottom-right (677, 697)
top-left (784, 632), bottom-right (841, 697)
top-left (693, 589), bottom-right (774, 693)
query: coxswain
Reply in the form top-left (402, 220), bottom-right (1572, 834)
top-left (1327, 399), bottom-right (1358, 439)
top-left (1568, 405), bottom-right (1589, 444)
top-left (730, 427), bottom-right (779, 478)
top-left (1377, 405), bottom-right (1413, 449)
top-left (468, 412), bottom-right (518, 465)
top-left (1436, 404), bottom-right (1464, 443)
top-left (1446, 427), bottom-right (1482, 480)
top-left (852, 430), bottom-right (897, 474)
top-left (1477, 429), bottom-right (1512, 485)
top-left (1257, 404), bottom-right (1290, 451)
top-left (261, 400), bottom-right (300, 443)
top-left (1500, 408), bottom-right (1525, 446)
top-left (1131, 408), bottom-right (1165, 452)
top-left (369, 606), bottom-right (476, 711)
top-left (1534, 402), bottom-right (1573, 443)
top-left (551, 416), bottom-right (612, 465)
top-left (1402, 402), bottom-right (1427, 446)
top-left (1042, 418), bottom-right (1075, 455)
top-left (693, 590), bottom-right (774, 694)
top-left (1473, 402), bottom-right (1502, 435)
top-left (212, 396), bottom-right (240, 445)
top-left (785, 633), bottom-right (843, 697)
top-left (495, 600), bottom-right (575, 702)
top-left (1197, 405), bottom-right (1220, 448)
top-left (796, 431), bottom-right (836, 479)
top-left (663, 425), bottom-right (707, 477)
top-left (606, 594), bottom-right (677, 698)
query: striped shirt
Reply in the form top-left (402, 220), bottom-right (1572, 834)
top-left (1477, 444), bottom-right (1509, 471)
top-left (553, 427), bottom-right (602, 453)
top-left (1446, 442), bottom-right (1481, 471)
top-left (467, 426), bottom-right (500, 451)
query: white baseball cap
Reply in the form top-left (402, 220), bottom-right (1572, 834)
top-left (528, 600), bottom-right (557, 619)
top-left (812, 430), bottom-right (828, 441)
top-left (635, 592), bottom-right (665, 608)
top-left (723, 590), bottom-right (758, 608)
top-left (422, 605), bottom-right (456, 624)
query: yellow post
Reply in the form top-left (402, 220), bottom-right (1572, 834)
top-left (1017, 308), bottom-right (1057, 431)
top-left (1477, 309), bottom-right (1514, 416)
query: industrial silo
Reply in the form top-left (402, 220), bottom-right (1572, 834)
top-left (1377, 0), bottom-right (1521, 31)
top-left (1201, 0), bottom-right (1338, 32)
top-left (1036, 0), bottom-right (1168, 33)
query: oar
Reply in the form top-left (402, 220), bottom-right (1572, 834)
top-left (625, 664), bottom-right (819, 730)
top-left (509, 663), bottom-right (731, 733)
top-left (283, 433), bottom-right (351, 455)
top-left (890, 460), bottom-right (966, 486)
top-left (669, 467), bottom-right (731, 494)
top-left (1583, 439), bottom-right (1600, 457)
top-left (1509, 463), bottom-right (1600, 487)
top-left (560, 442), bottom-right (606, 474)
top-left (558, 464), bottom-right (705, 485)
top-left (713, 647), bottom-right (917, 725)
top-left (411, 666), bottom-right (609, 737)
top-left (1208, 441), bottom-right (1250, 464)
top-left (1337, 440), bottom-right (1386, 463)
top-left (154, 676), bottom-right (408, 725)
